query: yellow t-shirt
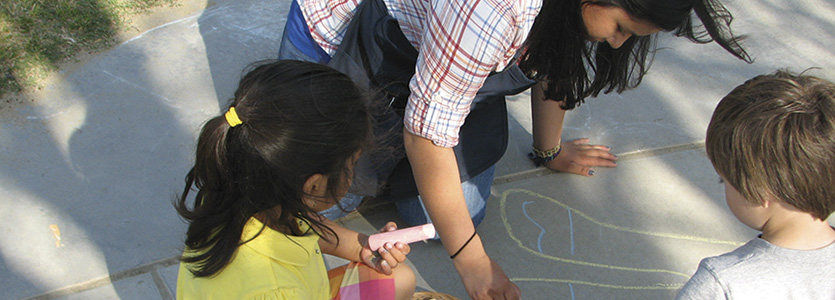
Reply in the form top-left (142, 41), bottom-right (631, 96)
top-left (176, 217), bottom-right (329, 300)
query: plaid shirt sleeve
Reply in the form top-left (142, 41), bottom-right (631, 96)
top-left (403, 0), bottom-right (526, 148)
top-left (301, 0), bottom-right (361, 54)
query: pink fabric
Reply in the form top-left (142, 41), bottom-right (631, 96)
top-left (328, 262), bottom-right (396, 300)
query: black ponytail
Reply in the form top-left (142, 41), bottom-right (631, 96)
top-left (175, 60), bottom-right (372, 277)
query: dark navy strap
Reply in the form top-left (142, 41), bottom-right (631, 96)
top-left (285, 0), bottom-right (331, 64)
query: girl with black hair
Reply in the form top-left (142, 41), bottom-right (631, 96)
top-left (175, 60), bottom-right (415, 300)
top-left (279, 0), bottom-right (751, 298)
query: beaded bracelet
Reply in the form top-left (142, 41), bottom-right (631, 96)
top-left (528, 144), bottom-right (562, 167)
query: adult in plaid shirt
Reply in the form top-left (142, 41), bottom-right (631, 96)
top-left (280, 0), bottom-right (750, 298)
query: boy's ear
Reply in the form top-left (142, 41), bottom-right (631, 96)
top-left (303, 174), bottom-right (329, 198)
top-left (761, 196), bottom-right (774, 209)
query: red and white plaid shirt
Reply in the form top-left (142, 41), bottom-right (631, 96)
top-left (301, 0), bottom-right (541, 147)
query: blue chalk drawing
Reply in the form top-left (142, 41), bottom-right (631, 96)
top-left (567, 207), bottom-right (575, 256)
top-left (521, 201), bottom-right (546, 253)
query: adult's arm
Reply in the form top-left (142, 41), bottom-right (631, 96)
top-left (403, 129), bottom-right (520, 300)
top-left (530, 82), bottom-right (618, 176)
top-left (400, 0), bottom-right (534, 298)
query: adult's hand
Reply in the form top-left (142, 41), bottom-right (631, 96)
top-left (530, 82), bottom-right (616, 177)
top-left (543, 138), bottom-right (617, 176)
top-left (452, 237), bottom-right (520, 300)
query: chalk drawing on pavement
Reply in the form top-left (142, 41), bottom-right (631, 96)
top-left (499, 188), bottom-right (743, 290)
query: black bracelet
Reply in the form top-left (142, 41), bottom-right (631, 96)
top-left (450, 231), bottom-right (477, 259)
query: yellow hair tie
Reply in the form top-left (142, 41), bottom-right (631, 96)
top-left (225, 107), bottom-right (243, 127)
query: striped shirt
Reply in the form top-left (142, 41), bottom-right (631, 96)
top-left (301, 0), bottom-right (542, 147)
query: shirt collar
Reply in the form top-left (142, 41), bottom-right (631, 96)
top-left (240, 217), bottom-right (321, 266)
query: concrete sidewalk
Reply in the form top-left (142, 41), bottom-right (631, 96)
top-left (1, 0), bottom-right (833, 299)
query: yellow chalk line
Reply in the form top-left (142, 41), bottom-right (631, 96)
top-left (499, 188), bottom-right (743, 282)
top-left (502, 189), bottom-right (743, 245)
top-left (511, 277), bottom-right (684, 290)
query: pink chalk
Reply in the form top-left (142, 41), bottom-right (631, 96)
top-left (368, 224), bottom-right (436, 251)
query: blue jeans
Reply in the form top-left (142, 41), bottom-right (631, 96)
top-left (318, 166), bottom-right (495, 230)
top-left (394, 165), bottom-right (495, 228)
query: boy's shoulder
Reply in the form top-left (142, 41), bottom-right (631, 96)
top-left (702, 238), bottom-right (835, 269)
top-left (702, 237), bottom-right (835, 271)
top-left (684, 237), bottom-right (835, 299)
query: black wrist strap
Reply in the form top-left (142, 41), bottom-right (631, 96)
top-left (450, 231), bottom-right (477, 259)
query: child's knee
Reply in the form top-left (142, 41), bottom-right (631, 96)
top-left (392, 263), bottom-right (416, 300)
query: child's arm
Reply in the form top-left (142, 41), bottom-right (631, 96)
top-left (317, 217), bottom-right (411, 275)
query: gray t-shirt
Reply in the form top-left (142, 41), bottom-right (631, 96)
top-left (677, 237), bottom-right (835, 299)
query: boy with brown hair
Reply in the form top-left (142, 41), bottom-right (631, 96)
top-left (677, 70), bottom-right (835, 299)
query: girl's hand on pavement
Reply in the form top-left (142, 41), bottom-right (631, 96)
top-left (543, 138), bottom-right (617, 176)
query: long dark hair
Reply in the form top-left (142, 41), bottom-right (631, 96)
top-left (175, 60), bottom-right (372, 277)
top-left (520, 0), bottom-right (752, 109)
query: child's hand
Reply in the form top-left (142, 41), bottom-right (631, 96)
top-left (360, 221), bottom-right (411, 275)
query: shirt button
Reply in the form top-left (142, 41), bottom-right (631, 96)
top-left (315, 249), bottom-right (320, 254)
